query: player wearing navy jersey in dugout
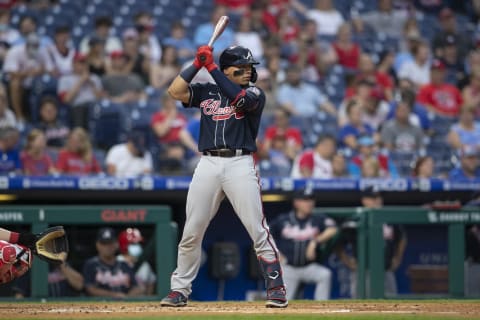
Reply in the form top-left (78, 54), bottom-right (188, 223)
top-left (83, 228), bottom-right (143, 298)
top-left (160, 45), bottom-right (288, 308)
top-left (269, 187), bottom-right (338, 300)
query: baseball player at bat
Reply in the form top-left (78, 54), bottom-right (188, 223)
top-left (160, 44), bottom-right (288, 308)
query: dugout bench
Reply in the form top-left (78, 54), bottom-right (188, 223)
top-left (316, 206), bottom-right (477, 299)
top-left (0, 205), bottom-right (177, 298)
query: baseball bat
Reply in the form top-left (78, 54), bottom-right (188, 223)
top-left (208, 15), bottom-right (230, 47)
top-left (199, 15), bottom-right (229, 62)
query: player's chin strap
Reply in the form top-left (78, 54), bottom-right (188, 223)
top-left (258, 257), bottom-right (285, 290)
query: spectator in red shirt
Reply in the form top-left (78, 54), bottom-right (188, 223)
top-left (332, 22), bottom-right (361, 70)
top-left (56, 127), bottom-right (101, 175)
top-left (290, 134), bottom-right (336, 179)
top-left (262, 108), bottom-right (303, 162)
top-left (277, 9), bottom-right (301, 45)
top-left (151, 92), bottom-right (197, 150)
top-left (20, 129), bottom-right (56, 176)
top-left (215, 0), bottom-right (254, 15)
top-left (417, 59), bottom-right (463, 117)
top-left (357, 53), bottom-right (395, 102)
top-left (151, 93), bottom-right (198, 167)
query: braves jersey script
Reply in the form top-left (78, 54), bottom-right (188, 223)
top-left (82, 256), bottom-right (137, 293)
top-left (270, 212), bottom-right (336, 267)
top-left (184, 83), bottom-right (265, 152)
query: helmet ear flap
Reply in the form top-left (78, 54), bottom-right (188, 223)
top-left (250, 66), bottom-right (257, 83)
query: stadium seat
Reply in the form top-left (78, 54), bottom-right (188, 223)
top-left (93, 148), bottom-right (107, 171)
top-left (333, 0), bottom-right (351, 19)
top-left (46, 148), bottom-right (60, 164)
top-left (29, 75), bottom-right (59, 124)
top-left (418, 13), bottom-right (440, 41)
top-left (259, 160), bottom-right (292, 177)
top-left (89, 100), bottom-right (128, 150)
top-left (389, 150), bottom-right (416, 177)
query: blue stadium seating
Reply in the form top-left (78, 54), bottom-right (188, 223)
top-left (259, 159), bottom-right (292, 177)
top-left (429, 113), bottom-right (456, 137)
top-left (333, 0), bottom-right (351, 19)
top-left (89, 100), bottom-right (128, 150)
top-left (389, 150), bottom-right (417, 177)
top-left (93, 148), bottom-right (107, 171)
top-left (29, 75), bottom-right (59, 124)
top-left (418, 13), bottom-right (440, 42)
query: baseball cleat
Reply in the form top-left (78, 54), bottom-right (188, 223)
top-left (265, 286), bottom-right (288, 308)
top-left (160, 291), bottom-right (188, 307)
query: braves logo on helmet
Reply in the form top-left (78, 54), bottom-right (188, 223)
top-left (219, 46), bottom-right (259, 82)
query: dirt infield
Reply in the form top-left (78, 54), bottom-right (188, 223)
top-left (1, 300), bottom-right (480, 319)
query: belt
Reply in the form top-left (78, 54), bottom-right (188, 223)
top-left (203, 149), bottom-right (252, 157)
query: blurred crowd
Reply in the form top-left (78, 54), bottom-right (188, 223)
top-left (0, 0), bottom-right (479, 179)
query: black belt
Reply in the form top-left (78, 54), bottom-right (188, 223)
top-left (203, 149), bottom-right (252, 157)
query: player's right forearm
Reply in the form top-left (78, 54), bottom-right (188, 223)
top-left (167, 75), bottom-right (191, 104)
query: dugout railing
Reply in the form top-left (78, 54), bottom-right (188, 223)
top-left (315, 206), bottom-right (478, 299)
top-left (0, 205), bottom-right (177, 298)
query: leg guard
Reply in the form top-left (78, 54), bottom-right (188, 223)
top-left (258, 257), bottom-right (285, 289)
top-left (258, 257), bottom-right (288, 307)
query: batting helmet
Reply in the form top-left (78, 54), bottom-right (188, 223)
top-left (219, 46), bottom-right (259, 82)
top-left (118, 228), bottom-right (143, 254)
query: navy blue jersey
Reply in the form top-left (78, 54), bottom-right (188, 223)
top-left (183, 82), bottom-right (265, 152)
top-left (82, 256), bottom-right (137, 294)
top-left (269, 212), bottom-right (336, 267)
top-left (48, 265), bottom-right (82, 297)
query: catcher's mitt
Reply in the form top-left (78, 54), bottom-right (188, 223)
top-left (34, 226), bottom-right (69, 265)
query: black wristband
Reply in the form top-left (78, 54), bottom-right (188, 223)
top-left (180, 64), bottom-right (200, 83)
top-left (18, 233), bottom-right (37, 249)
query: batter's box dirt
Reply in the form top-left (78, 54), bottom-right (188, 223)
top-left (1, 300), bottom-right (480, 319)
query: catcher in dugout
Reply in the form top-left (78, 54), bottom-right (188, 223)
top-left (0, 226), bottom-right (69, 284)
